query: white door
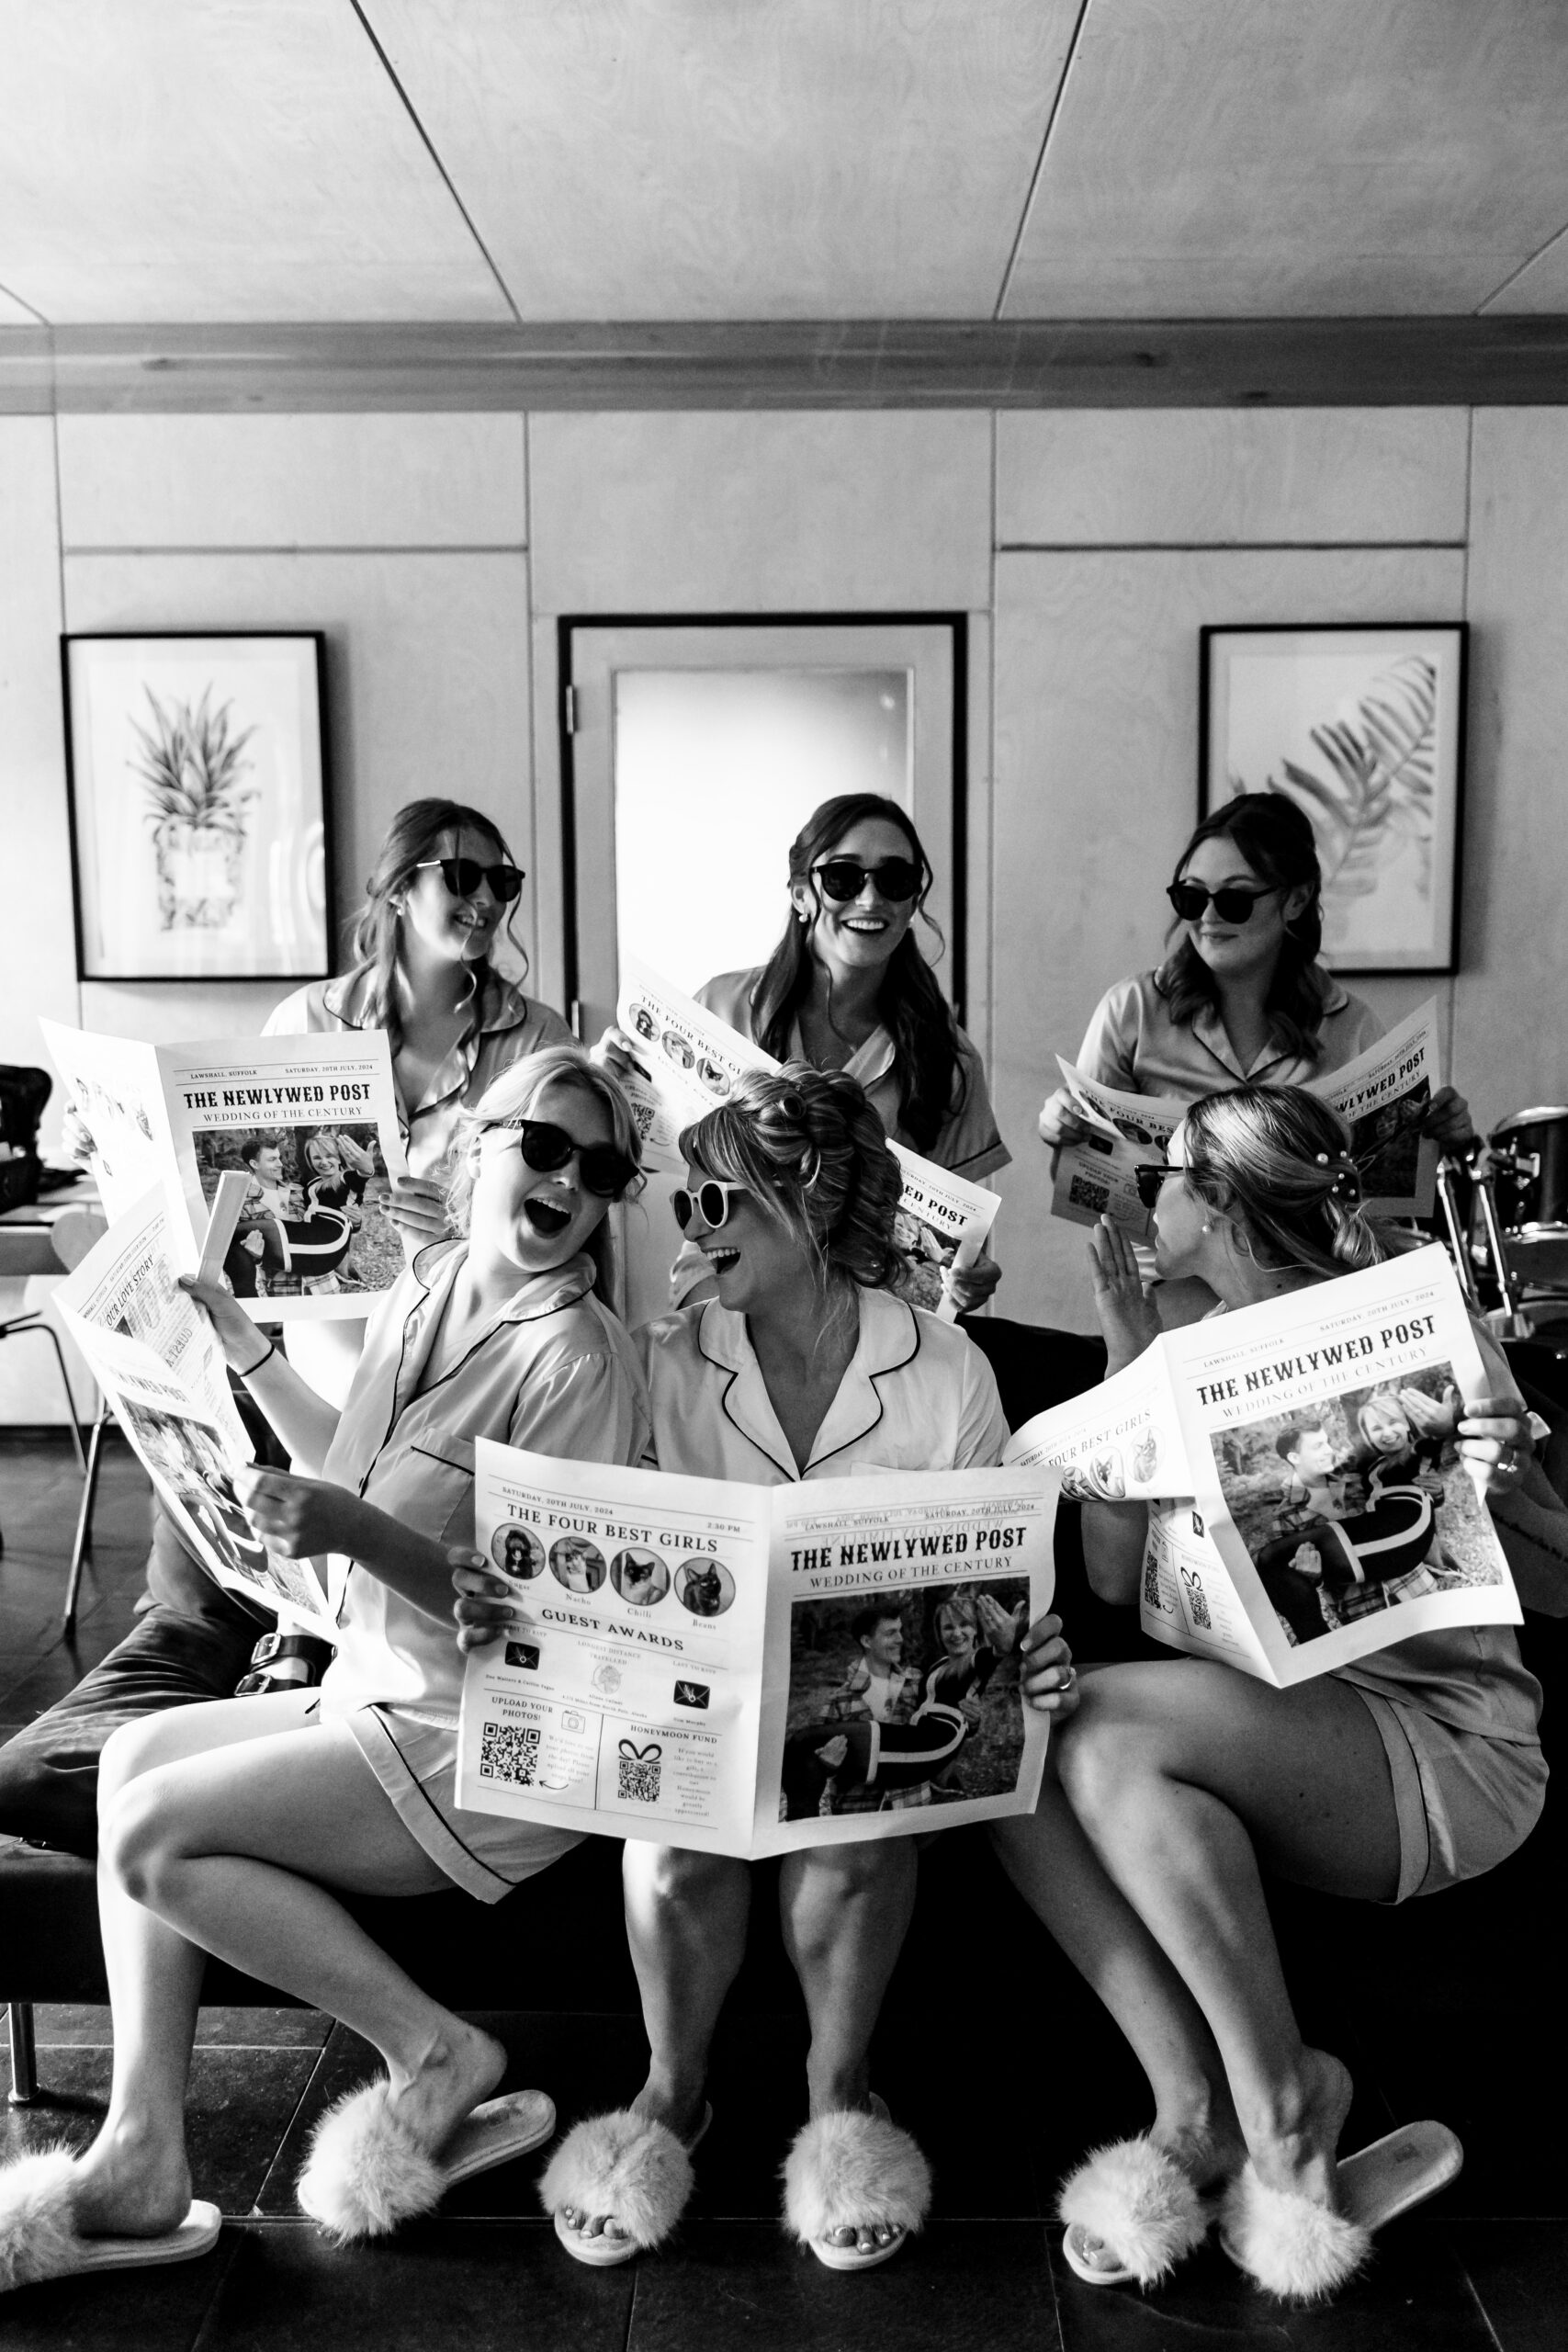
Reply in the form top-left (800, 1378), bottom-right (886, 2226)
top-left (563, 619), bottom-right (962, 1323)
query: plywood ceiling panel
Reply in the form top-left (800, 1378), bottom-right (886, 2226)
top-left (0, 0), bottom-right (511, 322)
top-left (1004, 0), bottom-right (1568, 318)
top-left (363, 0), bottom-right (1077, 319)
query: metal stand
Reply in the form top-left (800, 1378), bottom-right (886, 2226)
top-left (6, 2002), bottom-right (38, 2105)
top-left (62, 1400), bottom-right (110, 1637)
top-left (1435, 1156), bottom-right (1483, 1311)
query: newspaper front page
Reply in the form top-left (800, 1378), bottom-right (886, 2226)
top-left (53, 1188), bottom-right (333, 1630)
top-left (886, 1143), bottom-right (1000, 1323)
top-left (456, 1443), bottom-right (1057, 1856)
top-left (44, 1021), bottom-right (407, 1321)
top-left (1004, 1349), bottom-right (1193, 1503)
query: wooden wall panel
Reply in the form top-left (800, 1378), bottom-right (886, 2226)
top-left (64, 549), bottom-right (535, 1044)
top-left (990, 543), bottom-right (1465, 1331)
top-left (57, 416), bottom-right (527, 549)
top-left (529, 412), bottom-right (993, 612)
top-left (998, 410), bottom-right (1470, 547)
top-left (1452, 412), bottom-right (1568, 1128)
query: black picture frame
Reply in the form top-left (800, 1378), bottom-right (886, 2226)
top-left (1199, 621), bottom-right (1467, 978)
top-left (62, 629), bottom-right (332, 984)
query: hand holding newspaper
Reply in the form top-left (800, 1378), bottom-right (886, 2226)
top-left (1048, 997), bottom-right (1444, 1236)
top-left (1005, 1244), bottom-right (1520, 1686)
top-left (456, 1441), bottom-right (1057, 1856)
top-left (42, 1020), bottom-right (407, 1321)
top-left (615, 960), bottom-right (998, 1320)
top-left (52, 1188), bottom-right (334, 1632)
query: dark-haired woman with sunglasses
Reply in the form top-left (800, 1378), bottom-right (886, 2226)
top-left (454, 1065), bottom-right (1074, 2276)
top-left (601, 793), bottom-right (1009, 1311)
top-left (1036, 793), bottom-right (1472, 1169)
top-left (0, 1052), bottom-right (651, 2295)
top-left (268, 798), bottom-right (573, 1263)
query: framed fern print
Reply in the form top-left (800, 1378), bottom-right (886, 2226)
top-left (62, 632), bottom-right (331, 982)
top-left (1200, 623), bottom-right (1466, 976)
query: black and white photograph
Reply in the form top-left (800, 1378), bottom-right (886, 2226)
top-left (194, 1123), bottom-right (400, 1301)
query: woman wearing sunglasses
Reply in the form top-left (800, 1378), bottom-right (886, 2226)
top-left (1036, 793), bottom-right (1472, 1170)
top-left (267, 797), bottom-right (573, 1262)
top-left (995, 1085), bottom-right (1540, 2301)
top-left (458, 1066), bottom-right (1075, 2274)
top-left (602, 792), bottom-right (1009, 1311)
top-left (0, 1050), bottom-right (649, 2290)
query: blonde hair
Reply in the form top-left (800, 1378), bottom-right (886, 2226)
top-left (680, 1063), bottom-right (902, 1294)
top-left (1181, 1085), bottom-right (1391, 1279)
top-left (446, 1047), bottom-right (642, 1296)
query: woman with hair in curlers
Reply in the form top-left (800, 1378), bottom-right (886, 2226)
top-left (602, 791), bottom-right (1010, 1311)
top-left (454, 1064), bottom-right (1076, 2275)
top-left (1037, 792), bottom-right (1472, 1170)
top-left (0, 1051), bottom-right (649, 2294)
top-left (992, 1084), bottom-right (1542, 2303)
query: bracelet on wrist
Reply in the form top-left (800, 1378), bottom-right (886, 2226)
top-left (240, 1337), bottom-right (276, 1379)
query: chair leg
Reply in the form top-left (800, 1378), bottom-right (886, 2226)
top-left (63, 1408), bottom-right (108, 1638)
top-left (6, 2002), bottom-right (39, 2105)
top-left (2, 1314), bottom-right (90, 1475)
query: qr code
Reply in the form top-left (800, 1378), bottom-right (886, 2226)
top-left (617, 1746), bottom-right (662, 1804)
top-left (479, 1721), bottom-right (541, 1786)
top-left (1180, 1571), bottom-right (1212, 1630)
top-left (1142, 1552), bottom-right (1161, 1610)
top-left (1068, 1171), bottom-right (1111, 1214)
top-left (631, 1100), bottom-right (656, 1139)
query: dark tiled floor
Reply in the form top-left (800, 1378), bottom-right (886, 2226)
top-left (3, 1428), bottom-right (1567, 2347)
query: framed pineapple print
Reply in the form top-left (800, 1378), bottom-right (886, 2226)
top-left (62, 632), bottom-right (331, 982)
top-left (1200, 623), bottom-right (1467, 976)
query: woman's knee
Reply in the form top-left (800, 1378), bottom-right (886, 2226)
top-left (624, 1841), bottom-right (744, 1912)
top-left (1054, 1702), bottom-right (1151, 1826)
top-left (99, 1770), bottom-right (187, 1908)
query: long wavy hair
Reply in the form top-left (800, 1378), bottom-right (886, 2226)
top-left (1158, 795), bottom-right (1332, 1065)
top-left (681, 1064), bottom-right (903, 1295)
top-left (1180, 1086), bottom-right (1390, 1279)
top-left (747, 794), bottom-right (964, 1155)
top-left (446, 1046), bottom-right (642, 1304)
top-left (345, 799), bottom-right (527, 1062)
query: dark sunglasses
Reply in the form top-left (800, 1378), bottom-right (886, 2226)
top-left (812, 855), bottom-right (924, 905)
top-left (417, 856), bottom-right (525, 904)
top-left (671, 1180), bottom-right (749, 1233)
top-left (487, 1118), bottom-right (636, 1199)
top-left (1167, 880), bottom-right (1280, 924)
top-left (1134, 1163), bottom-right (1183, 1211)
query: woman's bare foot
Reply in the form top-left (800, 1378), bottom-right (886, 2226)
top-left (1065, 2107), bottom-right (1245, 2280)
top-left (66, 2116), bottom-right (194, 2241)
top-left (1240, 2045), bottom-right (1354, 2210)
top-left (383, 2017), bottom-right (507, 2156)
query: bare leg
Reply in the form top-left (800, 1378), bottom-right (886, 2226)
top-left (552, 1844), bottom-right (750, 2247)
top-left (1055, 1662), bottom-right (1400, 2208)
top-left (777, 1839), bottom-right (919, 2254)
top-left (69, 1693), bottom-right (504, 2240)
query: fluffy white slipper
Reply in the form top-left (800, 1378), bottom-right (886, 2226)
top-left (296, 2080), bottom-right (555, 2245)
top-left (1056, 2136), bottom-right (1210, 2290)
top-left (782, 2099), bottom-right (932, 2272)
top-left (1219, 2120), bottom-right (1462, 2303)
top-left (0, 2145), bottom-right (220, 2293)
top-left (541, 2107), bottom-right (704, 2268)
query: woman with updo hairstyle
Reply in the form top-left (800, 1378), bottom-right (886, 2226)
top-left (992, 1083), bottom-right (1543, 2303)
top-left (601, 791), bottom-right (1009, 1310)
top-left (454, 1061), bottom-right (1076, 2276)
top-left (1038, 792), bottom-right (1472, 1159)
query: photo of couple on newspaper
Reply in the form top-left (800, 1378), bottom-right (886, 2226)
top-left (779, 1574), bottom-right (1031, 1820)
top-left (1213, 1360), bottom-right (1508, 1648)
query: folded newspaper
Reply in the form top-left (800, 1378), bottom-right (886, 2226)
top-left (615, 959), bottom-right (998, 1320)
top-left (1005, 1244), bottom-right (1520, 1684)
top-left (42, 1020), bottom-right (407, 1321)
top-left (456, 1440), bottom-right (1057, 1855)
top-left (52, 1187), bottom-right (333, 1631)
top-left (1049, 997), bottom-right (1443, 1236)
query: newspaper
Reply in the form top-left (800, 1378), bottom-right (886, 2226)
top-left (886, 1143), bottom-right (1000, 1323)
top-left (1008, 1246), bottom-right (1519, 1685)
top-left (455, 1441), bottom-right (1057, 1856)
top-left (43, 1020), bottom-right (407, 1321)
top-left (1047, 997), bottom-right (1442, 1233)
top-left (52, 1188), bottom-right (333, 1631)
top-left (614, 957), bottom-right (779, 1175)
top-left (618, 961), bottom-right (1002, 1313)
